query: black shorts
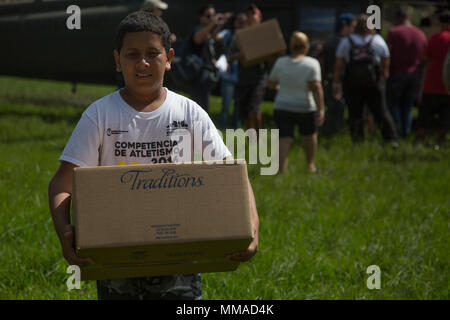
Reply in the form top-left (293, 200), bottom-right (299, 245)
top-left (235, 82), bottom-right (265, 119)
top-left (419, 94), bottom-right (450, 130)
top-left (274, 110), bottom-right (318, 137)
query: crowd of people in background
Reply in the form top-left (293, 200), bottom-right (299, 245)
top-left (321, 8), bottom-right (449, 148)
top-left (140, 1), bottom-right (450, 172)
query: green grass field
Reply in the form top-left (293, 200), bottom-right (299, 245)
top-left (0, 76), bottom-right (448, 299)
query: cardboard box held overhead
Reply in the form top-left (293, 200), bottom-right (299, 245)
top-left (72, 161), bottom-right (253, 281)
top-left (235, 19), bottom-right (286, 67)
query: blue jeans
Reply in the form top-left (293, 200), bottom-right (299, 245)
top-left (219, 79), bottom-right (240, 129)
top-left (386, 73), bottom-right (421, 137)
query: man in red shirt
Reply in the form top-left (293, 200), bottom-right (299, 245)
top-left (386, 8), bottom-right (427, 137)
top-left (417, 10), bottom-right (450, 144)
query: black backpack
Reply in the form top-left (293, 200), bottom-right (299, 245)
top-left (344, 35), bottom-right (380, 89)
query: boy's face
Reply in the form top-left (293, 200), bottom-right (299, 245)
top-left (114, 31), bottom-right (174, 97)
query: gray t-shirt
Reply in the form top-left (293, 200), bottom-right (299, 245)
top-left (60, 88), bottom-right (231, 166)
top-left (269, 56), bottom-right (322, 113)
top-left (335, 33), bottom-right (390, 63)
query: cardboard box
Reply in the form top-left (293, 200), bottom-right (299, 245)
top-left (72, 161), bottom-right (253, 281)
top-left (235, 19), bottom-right (286, 67)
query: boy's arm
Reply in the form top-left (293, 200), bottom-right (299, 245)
top-left (225, 157), bottom-right (259, 262)
top-left (48, 161), bottom-right (94, 266)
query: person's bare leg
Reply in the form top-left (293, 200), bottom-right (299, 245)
top-left (279, 137), bottom-right (293, 173)
top-left (303, 133), bottom-right (317, 172)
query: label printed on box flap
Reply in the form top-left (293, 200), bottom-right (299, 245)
top-left (151, 224), bottom-right (180, 240)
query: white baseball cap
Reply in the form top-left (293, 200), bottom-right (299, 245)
top-left (141, 0), bottom-right (168, 10)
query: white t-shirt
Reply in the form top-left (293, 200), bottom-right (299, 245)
top-left (60, 88), bottom-right (231, 167)
top-left (269, 56), bottom-right (322, 113)
top-left (335, 34), bottom-right (390, 63)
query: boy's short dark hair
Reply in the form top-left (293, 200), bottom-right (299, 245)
top-left (116, 11), bottom-right (171, 53)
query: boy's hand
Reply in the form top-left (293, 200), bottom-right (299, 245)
top-left (226, 237), bottom-right (258, 262)
top-left (62, 224), bottom-right (95, 267)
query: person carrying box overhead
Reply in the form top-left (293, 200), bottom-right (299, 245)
top-left (48, 11), bottom-right (259, 300)
top-left (230, 4), bottom-right (268, 134)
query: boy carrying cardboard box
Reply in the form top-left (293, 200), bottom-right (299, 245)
top-left (48, 11), bottom-right (259, 300)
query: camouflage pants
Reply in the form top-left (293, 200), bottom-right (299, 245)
top-left (96, 274), bottom-right (202, 300)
